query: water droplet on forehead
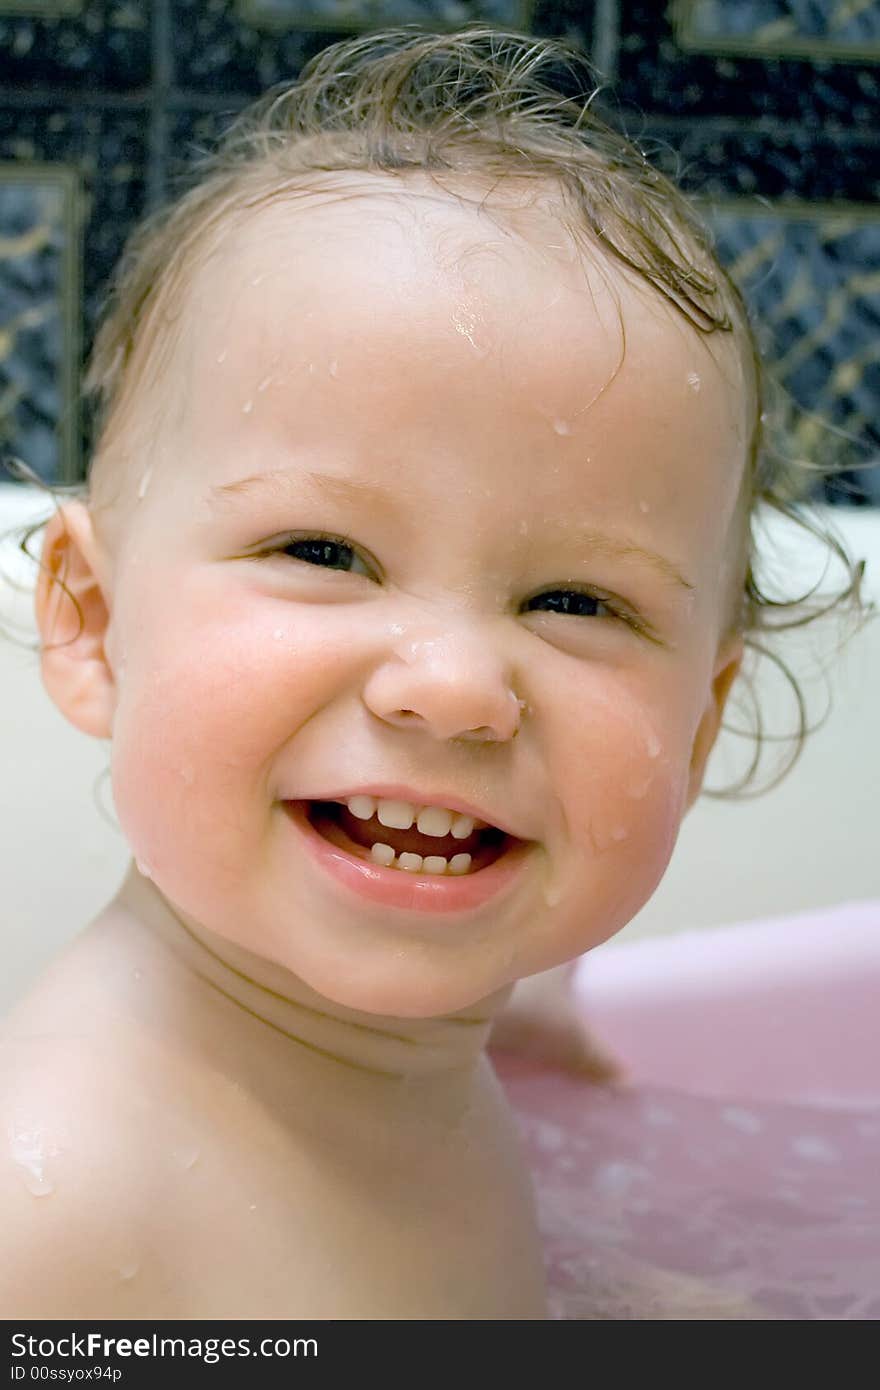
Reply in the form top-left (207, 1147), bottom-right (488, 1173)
top-left (638, 500), bottom-right (650, 513)
top-left (328, 359), bottom-right (339, 378)
top-left (687, 371), bottom-right (701, 392)
top-left (242, 399), bottom-right (254, 415)
top-left (552, 417), bottom-right (572, 436)
top-left (216, 348), bottom-right (227, 365)
top-left (257, 375), bottom-right (272, 393)
top-left (137, 466), bottom-right (152, 501)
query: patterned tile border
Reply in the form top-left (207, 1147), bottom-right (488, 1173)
top-left (0, 162), bottom-right (82, 485)
top-left (673, 0), bottom-right (880, 65)
top-left (237, 0), bottom-right (534, 35)
top-left (695, 195), bottom-right (880, 491)
top-left (0, 1), bottom-right (83, 14)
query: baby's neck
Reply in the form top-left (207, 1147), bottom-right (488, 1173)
top-left (113, 860), bottom-right (507, 1104)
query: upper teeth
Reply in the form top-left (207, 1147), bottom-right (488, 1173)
top-left (345, 796), bottom-right (484, 839)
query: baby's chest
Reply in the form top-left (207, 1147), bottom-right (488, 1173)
top-left (150, 1103), bottom-right (547, 1319)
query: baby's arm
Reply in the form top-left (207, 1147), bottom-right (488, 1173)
top-left (489, 962), bottom-right (625, 1082)
top-left (0, 1039), bottom-right (163, 1319)
top-left (0, 1154), bottom-right (137, 1319)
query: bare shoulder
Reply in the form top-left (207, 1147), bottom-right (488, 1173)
top-left (0, 1013), bottom-right (169, 1318)
top-left (0, 906), bottom-right (204, 1320)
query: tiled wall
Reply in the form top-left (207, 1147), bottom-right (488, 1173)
top-left (1, 0), bottom-right (878, 501)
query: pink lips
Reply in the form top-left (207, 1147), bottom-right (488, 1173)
top-left (282, 800), bottom-right (533, 915)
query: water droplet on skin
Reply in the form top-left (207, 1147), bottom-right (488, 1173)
top-left (174, 1146), bottom-right (200, 1171)
top-left (132, 968), bottom-right (143, 982)
top-left (638, 500), bottom-right (650, 514)
top-left (552, 418), bottom-right (572, 436)
top-left (8, 1122), bottom-right (62, 1198)
top-left (687, 371), bottom-right (701, 392)
top-left (625, 779), bottom-right (652, 799)
top-left (609, 825), bottom-right (629, 842)
top-left (257, 375), bottom-right (272, 393)
top-left (119, 1260), bottom-right (139, 1281)
top-left (249, 1203), bottom-right (257, 1212)
top-left (22, 1171), bottom-right (54, 1197)
top-left (518, 520), bottom-right (529, 535)
top-left (251, 273), bottom-right (266, 287)
top-left (137, 466), bottom-right (152, 501)
top-left (451, 306), bottom-right (480, 350)
top-left (135, 858), bottom-right (153, 880)
top-left (542, 877), bottom-right (563, 908)
top-left (538, 846), bottom-right (576, 909)
top-left (216, 348), bottom-right (227, 365)
top-left (645, 734), bottom-right (662, 759)
top-left (273, 628), bottom-right (285, 640)
top-left (242, 399), bottom-right (253, 415)
top-left (328, 359), bottom-right (339, 378)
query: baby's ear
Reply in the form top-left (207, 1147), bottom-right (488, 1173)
top-left (34, 501), bottom-right (115, 740)
top-left (683, 633), bottom-right (744, 815)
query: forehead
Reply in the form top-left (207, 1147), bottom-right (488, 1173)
top-left (164, 175), bottom-right (749, 530)
top-left (188, 177), bottom-right (745, 387)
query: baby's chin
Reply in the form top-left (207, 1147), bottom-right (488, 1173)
top-left (289, 957), bottom-right (512, 1024)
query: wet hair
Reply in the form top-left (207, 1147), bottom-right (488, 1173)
top-left (3, 24), bottom-right (874, 797)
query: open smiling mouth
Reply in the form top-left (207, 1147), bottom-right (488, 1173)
top-left (301, 799), bottom-right (514, 876)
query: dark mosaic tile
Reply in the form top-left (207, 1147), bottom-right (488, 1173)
top-left (617, 0), bottom-right (880, 126)
top-left (0, 104), bottom-right (149, 481)
top-left (636, 121), bottom-right (880, 204)
top-left (170, 0), bottom-right (539, 96)
top-left (164, 105), bottom-right (246, 196)
top-left (0, 0), bottom-right (152, 93)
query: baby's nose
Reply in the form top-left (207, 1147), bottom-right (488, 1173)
top-left (362, 628), bottom-right (524, 743)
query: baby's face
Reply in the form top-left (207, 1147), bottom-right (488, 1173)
top-left (97, 176), bottom-right (748, 1016)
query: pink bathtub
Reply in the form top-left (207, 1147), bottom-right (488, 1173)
top-left (491, 899), bottom-right (880, 1320)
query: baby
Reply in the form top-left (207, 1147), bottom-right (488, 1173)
top-left (1, 26), bottom-right (865, 1320)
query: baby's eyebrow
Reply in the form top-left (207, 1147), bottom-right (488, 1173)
top-left (206, 468), bottom-right (696, 592)
top-left (207, 468), bottom-right (405, 518)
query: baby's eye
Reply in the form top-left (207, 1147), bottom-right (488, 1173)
top-left (523, 589), bottom-right (630, 625)
top-left (258, 537), bottom-right (641, 631)
top-left (262, 533), bottom-right (375, 578)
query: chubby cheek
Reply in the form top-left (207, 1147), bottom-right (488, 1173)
top-left (528, 675), bottom-right (693, 971)
top-left (108, 581), bottom-right (351, 908)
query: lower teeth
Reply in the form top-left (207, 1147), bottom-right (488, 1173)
top-left (370, 843), bottom-right (473, 876)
